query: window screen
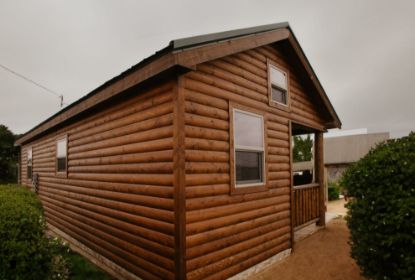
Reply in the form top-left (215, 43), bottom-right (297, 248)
top-left (233, 110), bottom-right (265, 186)
top-left (235, 151), bottom-right (263, 184)
top-left (56, 138), bottom-right (67, 172)
top-left (269, 65), bottom-right (288, 105)
top-left (272, 86), bottom-right (287, 104)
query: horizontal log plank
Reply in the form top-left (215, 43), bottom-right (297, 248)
top-left (186, 187), bottom-right (289, 211)
top-left (187, 203), bottom-right (290, 235)
top-left (43, 200), bottom-right (174, 268)
top-left (187, 218), bottom-right (290, 259)
top-left (185, 138), bottom-right (229, 152)
top-left (40, 190), bottom-right (175, 238)
top-left (187, 226), bottom-right (290, 272)
top-left (187, 195), bottom-right (290, 223)
top-left (41, 177), bottom-right (174, 198)
top-left (69, 125), bottom-right (173, 154)
top-left (187, 211), bottom-right (290, 248)
top-left (46, 215), bottom-right (162, 280)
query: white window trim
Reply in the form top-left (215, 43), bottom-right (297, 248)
top-left (269, 64), bottom-right (289, 107)
top-left (233, 108), bottom-right (266, 188)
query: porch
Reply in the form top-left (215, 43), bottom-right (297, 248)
top-left (290, 123), bottom-right (326, 234)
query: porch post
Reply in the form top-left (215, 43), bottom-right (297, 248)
top-left (315, 132), bottom-right (326, 226)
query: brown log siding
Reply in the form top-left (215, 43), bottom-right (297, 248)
top-left (183, 43), bottom-right (326, 279)
top-left (21, 81), bottom-right (176, 280)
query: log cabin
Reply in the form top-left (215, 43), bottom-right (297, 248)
top-left (15, 22), bottom-right (341, 280)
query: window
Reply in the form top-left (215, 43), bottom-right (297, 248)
top-left (233, 109), bottom-right (265, 187)
top-left (269, 64), bottom-right (289, 106)
top-left (56, 137), bottom-right (67, 173)
top-left (27, 147), bottom-right (32, 180)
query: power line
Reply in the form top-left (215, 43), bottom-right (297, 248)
top-left (0, 62), bottom-right (66, 107)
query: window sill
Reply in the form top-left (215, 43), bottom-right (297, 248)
top-left (293, 182), bottom-right (319, 190)
top-left (55, 172), bottom-right (67, 178)
top-left (269, 100), bottom-right (290, 112)
top-left (231, 184), bottom-right (268, 195)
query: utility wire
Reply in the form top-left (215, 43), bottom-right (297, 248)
top-left (0, 63), bottom-right (66, 107)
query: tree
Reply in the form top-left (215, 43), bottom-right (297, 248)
top-left (0, 125), bottom-right (18, 183)
top-left (341, 132), bottom-right (415, 280)
top-left (292, 135), bottom-right (313, 162)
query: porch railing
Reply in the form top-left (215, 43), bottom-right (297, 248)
top-left (292, 183), bottom-right (320, 229)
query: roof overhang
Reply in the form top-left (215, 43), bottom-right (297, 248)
top-left (16, 22), bottom-right (341, 146)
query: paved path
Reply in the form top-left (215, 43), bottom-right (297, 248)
top-left (253, 214), bottom-right (365, 279)
top-left (327, 198), bottom-right (348, 217)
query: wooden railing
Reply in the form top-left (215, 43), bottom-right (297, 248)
top-left (292, 183), bottom-right (320, 229)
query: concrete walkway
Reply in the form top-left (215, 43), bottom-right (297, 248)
top-left (327, 198), bottom-right (348, 217)
top-left (252, 200), bottom-right (365, 280)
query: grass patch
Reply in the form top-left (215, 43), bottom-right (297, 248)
top-left (67, 252), bottom-right (113, 280)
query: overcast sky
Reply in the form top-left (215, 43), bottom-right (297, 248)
top-left (0, 0), bottom-right (414, 138)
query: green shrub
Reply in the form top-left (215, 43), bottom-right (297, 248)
top-left (341, 132), bottom-right (415, 280)
top-left (328, 181), bottom-right (340, 200)
top-left (48, 237), bottom-right (70, 280)
top-left (0, 185), bottom-right (52, 279)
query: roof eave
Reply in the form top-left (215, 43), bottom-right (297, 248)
top-left (16, 22), bottom-right (342, 145)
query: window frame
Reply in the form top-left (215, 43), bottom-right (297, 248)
top-left (27, 147), bottom-right (33, 181)
top-left (55, 135), bottom-right (68, 177)
top-left (267, 60), bottom-right (290, 110)
top-left (229, 102), bottom-right (268, 195)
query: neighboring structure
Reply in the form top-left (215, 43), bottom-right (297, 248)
top-left (15, 22), bottom-right (341, 280)
top-left (324, 132), bottom-right (389, 181)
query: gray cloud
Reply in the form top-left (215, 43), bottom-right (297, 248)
top-left (0, 0), bottom-right (413, 137)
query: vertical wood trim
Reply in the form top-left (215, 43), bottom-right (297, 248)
top-left (173, 76), bottom-right (186, 279)
top-left (315, 132), bottom-right (326, 226)
top-left (288, 121), bottom-right (294, 249)
top-left (229, 102), bottom-right (235, 194)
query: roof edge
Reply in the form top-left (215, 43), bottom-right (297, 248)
top-left (285, 27), bottom-right (342, 129)
top-left (171, 22), bottom-right (289, 50)
top-left (16, 21), bottom-right (342, 145)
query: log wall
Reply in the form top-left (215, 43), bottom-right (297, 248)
top-left (21, 80), bottom-right (177, 280)
top-left (182, 43), bottom-right (327, 279)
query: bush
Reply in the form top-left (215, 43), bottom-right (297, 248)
top-left (341, 132), bottom-right (415, 280)
top-left (48, 237), bottom-right (70, 280)
top-left (328, 181), bottom-right (340, 201)
top-left (0, 185), bottom-right (52, 279)
top-left (0, 125), bottom-right (19, 184)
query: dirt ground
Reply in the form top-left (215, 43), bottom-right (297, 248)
top-left (327, 198), bottom-right (349, 216)
top-left (253, 217), bottom-right (366, 280)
